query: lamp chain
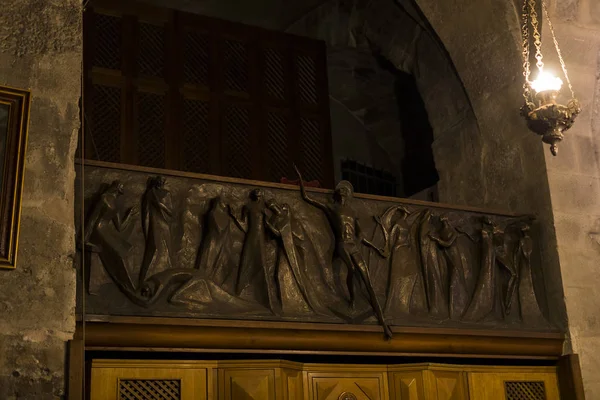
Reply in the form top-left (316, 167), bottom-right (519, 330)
top-left (540, 0), bottom-right (576, 100)
top-left (521, 0), bottom-right (532, 103)
top-left (527, 0), bottom-right (544, 70)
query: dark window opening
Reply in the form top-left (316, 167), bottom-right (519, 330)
top-left (377, 56), bottom-right (439, 197)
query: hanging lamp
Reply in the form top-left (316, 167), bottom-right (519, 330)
top-left (520, 0), bottom-right (581, 156)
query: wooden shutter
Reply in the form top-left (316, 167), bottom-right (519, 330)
top-left (83, 9), bottom-right (124, 163)
top-left (84, 1), bottom-right (174, 169)
top-left (83, 0), bottom-right (333, 187)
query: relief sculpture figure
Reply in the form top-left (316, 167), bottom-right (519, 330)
top-left (295, 166), bottom-right (393, 338)
top-left (380, 206), bottom-right (425, 317)
top-left (138, 267), bottom-right (260, 315)
top-left (418, 210), bottom-right (449, 319)
top-left (462, 218), bottom-right (497, 322)
top-left (514, 224), bottom-right (546, 324)
top-left (231, 188), bottom-right (279, 313)
top-left (195, 196), bottom-right (236, 287)
top-left (493, 224), bottom-right (519, 316)
top-left (81, 181), bottom-right (137, 295)
top-left (139, 176), bottom-right (174, 286)
top-left (265, 199), bottom-right (325, 315)
top-left (429, 215), bottom-right (470, 320)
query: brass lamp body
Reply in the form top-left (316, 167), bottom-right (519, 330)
top-left (523, 91), bottom-right (580, 156)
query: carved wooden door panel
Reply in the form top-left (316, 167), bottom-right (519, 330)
top-left (90, 360), bottom-right (213, 400)
top-left (89, 360), bottom-right (563, 400)
top-left (467, 371), bottom-right (560, 400)
top-left (388, 371), bottom-right (426, 400)
top-left (218, 368), bottom-right (278, 400)
top-left (305, 371), bottom-right (389, 400)
top-left (426, 370), bottom-right (468, 400)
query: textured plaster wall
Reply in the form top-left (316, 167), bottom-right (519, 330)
top-left (541, 0), bottom-right (600, 396)
top-left (0, 0), bottom-right (81, 398)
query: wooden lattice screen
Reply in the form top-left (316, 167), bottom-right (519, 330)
top-left (83, 0), bottom-right (334, 187)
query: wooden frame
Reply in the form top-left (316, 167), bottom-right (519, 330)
top-left (0, 86), bottom-right (30, 269)
top-left (557, 354), bottom-right (586, 399)
top-left (68, 317), bottom-right (567, 399)
top-left (76, 316), bottom-right (565, 358)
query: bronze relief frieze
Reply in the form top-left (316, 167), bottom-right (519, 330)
top-left (76, 163), bottom-right (554, 338)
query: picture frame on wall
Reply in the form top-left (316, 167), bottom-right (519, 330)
top-left (0, 86), bottom-right (30, 269)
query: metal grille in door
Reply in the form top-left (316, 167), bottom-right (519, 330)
top-left (184, 30), bottom-right (210, 86)
top-left (138, 22), bottom-right (165, 78)
top-left (138, 92), bottom-right (166, 168)
top-left (93, 13), bottom-right (121, 70)
top-left (182, 98), bottom-right (210, 173)
top-left (264, 48), bottom-right (285, 100)
top-left (300, 117), bottom-right (323, 183)
top-left (266, 112), bottom-right (289, 181)
top-left (297, 54), bottom-right (318, 105)
top-left (119, 379), bottom-right (181, 400)
top-left (224, 40), bottom-right (249, 93)
top-left (224, 104), bottom-right (251, 178)
top-left (504, 381), bottom-right (547, 400)
top-left (89, 85), bottom-right (121, 163)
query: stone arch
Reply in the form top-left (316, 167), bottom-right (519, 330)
top-left (285, 0), bottom-right (484, 202)
top-left (287, 0), bottom-right (566, 330)
top-left (408, 0), bottom-right (567, 332)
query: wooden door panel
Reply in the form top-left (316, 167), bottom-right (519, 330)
top-left (90, 361), bottom-right (212, 400)
top-left (429, 370), bottom-right (468, 400)
top-left (389, 372), bottom-right (425, 400)
top-left (219, 369), bottom-right (277, 400)
top-left (468, 372), bottom-right (560, 400)
top-left (306, 371), bottom-right (388, 400)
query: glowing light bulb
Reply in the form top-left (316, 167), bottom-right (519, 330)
top-left (531, 71), bottom-right (563, 93)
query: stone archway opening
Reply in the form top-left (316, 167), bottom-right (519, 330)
top-left (286, 0), bottom-right (481, 202)
top-left (377, 55), bottom-right (439, 198)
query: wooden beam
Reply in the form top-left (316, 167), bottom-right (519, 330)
top-left (67, 332), bottom-right (85, 400)
top-left (76, 317), bottom-right (564, 360)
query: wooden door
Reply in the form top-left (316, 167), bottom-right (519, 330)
top-left (90, 360), bottom-right (214, 400)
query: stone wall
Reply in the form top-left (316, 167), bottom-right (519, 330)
top-left (412, 0), bottom-right (598, 395)
top-left (542, 0), bottom-right (600, 396)
top-left (0, 0), bottom-right (81, 398)
top-left (409, 0), bottom-right (568, 335)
